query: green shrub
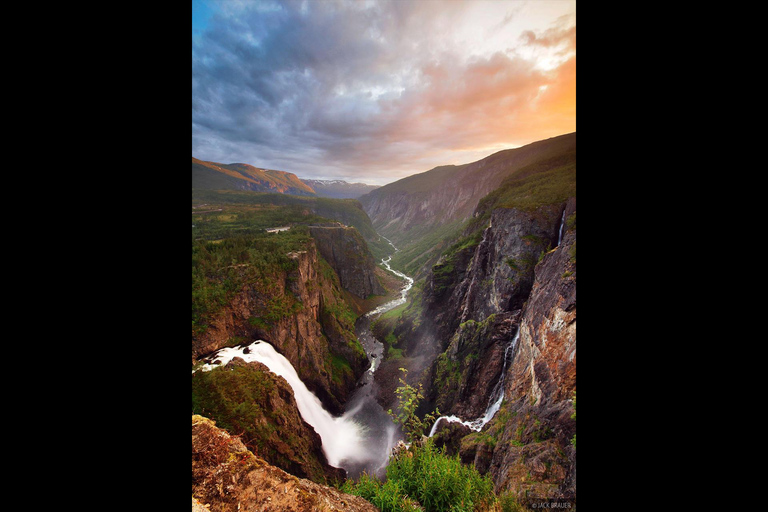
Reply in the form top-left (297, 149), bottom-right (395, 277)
top-left (343, 439), bottom-right (496, 512)
top-left (387, 368), bottom-right (440, 445)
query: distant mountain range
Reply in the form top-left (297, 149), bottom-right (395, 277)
top-left (300, 179), bottom-right (380, 199)
top-left (192, 157), bottom-right (379, 199)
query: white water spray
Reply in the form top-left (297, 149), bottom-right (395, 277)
top-left (429, 328), bottom-right (521, 437)
top-left (197, 340), bottom-right (369, 468)
top-left (557, 209), bottom-right (566, 246)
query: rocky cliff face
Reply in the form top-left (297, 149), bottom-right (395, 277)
top-left (309, 225), bottom-right (386, 299)
top-left (395, 197), bottom-right (576, 500)
top-left (424, 203), bottom-right (565, 419)
top-left (191, 242), bottom-right (370, 415)
top-left (455, 198), bottom-right (576, 500)
top-left (192, 415), bottom-right (378, 512)
top-left (485, 197), bottom-right (576, 499)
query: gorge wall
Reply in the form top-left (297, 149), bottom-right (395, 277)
top-left (385, 196), bottom-right (576, 500)
top-left (192, 238), bottom-right (377, 416)
top-left (309, 225), bottom-right (386, 299)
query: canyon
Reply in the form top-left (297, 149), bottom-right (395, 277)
top-left (191, 132), bottom-right (576, 509)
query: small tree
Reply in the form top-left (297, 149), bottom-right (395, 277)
top-left (387, 368), bottom-right (440, 445)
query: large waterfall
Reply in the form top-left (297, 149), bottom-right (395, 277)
top-left (197, 341), bottom-right (371, 469)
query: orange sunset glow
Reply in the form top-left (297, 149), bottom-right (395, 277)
top-left (192, 0), bottom-right (576, 185)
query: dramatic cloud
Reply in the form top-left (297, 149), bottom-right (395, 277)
top-left (192, 0), bottom-right (576, 185)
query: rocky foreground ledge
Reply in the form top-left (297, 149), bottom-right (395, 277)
top-left (192, 415), bottom-right (377, 512)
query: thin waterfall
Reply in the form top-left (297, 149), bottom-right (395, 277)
top-left (557, 209), bottom-right (566, 246)
top-left (429, 327), bottom-right (521, 436)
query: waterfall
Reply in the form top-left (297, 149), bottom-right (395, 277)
top-left (196, 341), bottom-right (370, 468)
top-left (557, 208), bottom-right (566, 246)
top-left (429, 327), bottom-right (521, 436)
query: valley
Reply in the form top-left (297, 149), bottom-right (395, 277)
top-left (191, 132), bottom-right (576, 511)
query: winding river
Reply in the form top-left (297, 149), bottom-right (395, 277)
top-left (197, 237), bottom-right (412, 479)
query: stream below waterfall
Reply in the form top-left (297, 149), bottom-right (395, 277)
top-left (196, 236), bottom-right (413, 480)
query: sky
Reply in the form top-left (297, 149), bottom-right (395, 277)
top-left (192, 0), bottom-right (576, 186)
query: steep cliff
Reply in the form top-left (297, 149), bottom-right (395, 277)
top-left (380, 193), bottom-right (576, 500)
top-left (455, 197), bottom-right (576, 501)
top-left (192, 241), bottom-right (370, 415)
top-left (484, 197), bottom-right (576, 499)
top-left (427, 202), bottom-right (565, 420)
top-left (309, 224), bottom-right (386, 299)
top-left (192, 415), bottom-right (378, 512)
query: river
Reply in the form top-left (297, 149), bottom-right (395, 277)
top-left (197, 237), bottom-right (413, 479)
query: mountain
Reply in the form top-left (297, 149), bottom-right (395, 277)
top-left (358, 132), bottom-right (576, 275)
top-left (301, 179), bottom-right (380, 199)
top-left (192, 157), bottom-right (316, 196)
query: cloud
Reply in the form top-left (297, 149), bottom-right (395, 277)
top-left (192, 0), bottom-right (576, 184)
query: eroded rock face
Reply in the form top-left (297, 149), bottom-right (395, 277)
top-left (192, 415), bottom-right (378, 512)
top-left (405, 197), bottom-right (576, 500)
top-left (425, 203), bottom-right (564, 421)
top-left (487, 197), bottom-right (576, 500)
top-left (191, 242), bottom-right (369, 416)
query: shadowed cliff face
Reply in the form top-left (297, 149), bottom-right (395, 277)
top-left (309, 225), bottom-right (386, 299)
top-left (191, 242), bottom-right (370, 416)
top-left (423, 203), bottom-right (565, 420)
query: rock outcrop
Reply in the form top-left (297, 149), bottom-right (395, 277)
top-left (425, 202), bottom-right (565, 420)
top-left (192, 415), bottom-right (378, 512)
